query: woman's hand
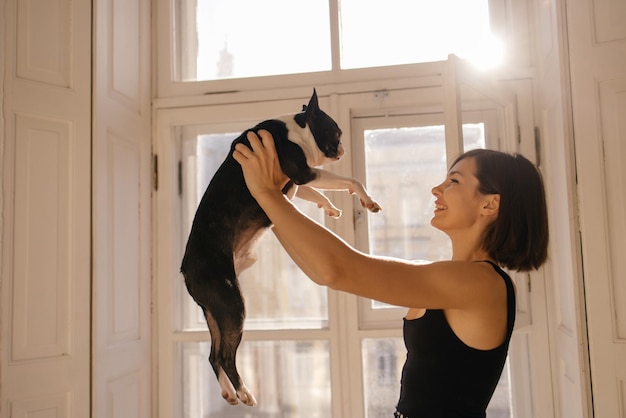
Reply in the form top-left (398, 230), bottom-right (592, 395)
top-left (232, 129), bottom-right (290, 199)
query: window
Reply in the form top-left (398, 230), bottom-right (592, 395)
top-left (160, 0), bottom-right (502, 92)
top-left (339, 0), bottom-right (498, 69)
top-left (155, 2), bottom-right (551, 416)
top-left (172, 0), bottom-right (332, 81)
top-left (177, 129), bottom-right (331, 417)
top-left (355, 123), bottom-right (486, 311)
top-left (350, 111), bottom-right (512, 418)
top-left (155, 85), bottom-right (538, 417)
top-left (174, 128), bottom-right (333, 414)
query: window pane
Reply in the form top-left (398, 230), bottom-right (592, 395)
top-left (363, 123), bottom-right (485, 310)
top-left (179, 340), bottom-right (331, 418)
top-left (173, 0), bottom-right (331, 81)
top-left (340, 0), bottom-right (494, 69)
top-left (364, 126), bottom-right (450, 262)
top-left (239, 221), bottom-right (329, 330)
top-left (361, 338), bottom-right (405, 418)
top-left (487, 359), bottom-right (512, 418)
top-left (179, 131), bottom-right (328, 330)
top-left (463, 123), bottom-right (487, 151)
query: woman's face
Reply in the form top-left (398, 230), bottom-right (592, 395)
top-left (430, 156), bottom-right (489, 233)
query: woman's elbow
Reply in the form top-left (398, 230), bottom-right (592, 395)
top-left (315, 260), bottom-right (351, 290)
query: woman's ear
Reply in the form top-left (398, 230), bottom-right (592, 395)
top-left (482, 194), bottom-right (500, 216)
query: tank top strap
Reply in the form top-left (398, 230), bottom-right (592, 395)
top-left (478, 260), bottom-right (517, 338)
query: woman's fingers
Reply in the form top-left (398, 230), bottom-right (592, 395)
top-left (247, 129), bottom-right (262, 149)
top-left (256, 129), bottom-right (276, 153)
top-left (233, 130), bottom-right (271, 161)
top-left (233, 129), bottom-right (289, 198)
top-left (232, 143), bottom-right (250, 161)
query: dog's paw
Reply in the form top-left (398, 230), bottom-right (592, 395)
top-left (222, 389), bottom-right (239, 405)
top-left (361, 198), bottom-right (382, 213)
top-left (318, 203), bottom-right (342, 218)
top-left (237, 384), bottom-right (257, 406)
top-left (325, 207), bottom-right (342, 218)
top-left (218, 370), bottom-right (239, 405)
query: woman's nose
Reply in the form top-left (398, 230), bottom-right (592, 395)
top-left (431, 183), bottom-right (442, 196)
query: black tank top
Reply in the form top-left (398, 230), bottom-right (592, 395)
top-left (396, 261), bottom-right (516, 418)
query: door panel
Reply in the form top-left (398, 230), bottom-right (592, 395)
top-left (1, 0), bottom-right (92, 416)
top-left (92, 0), bottom-right (152, 416)
top-left (566, 0), bottom-right (626, 414)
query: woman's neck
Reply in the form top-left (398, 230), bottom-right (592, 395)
top-left (449, 231), bottom-right (490, 262)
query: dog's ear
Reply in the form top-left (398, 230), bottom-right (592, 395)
top-left (294, 89), bottom-right (320, 128)
top-left (306, 88), bottom-right (319, 113)
top-left (295, 89), bottom-right (319, 128)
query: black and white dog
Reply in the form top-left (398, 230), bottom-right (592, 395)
top-left (180, 89), bottom-right (381, 406)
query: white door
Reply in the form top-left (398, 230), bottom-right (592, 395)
top-left (566, 0), bottom-right (626, 415)
top-left (92, 0), bottom-right (152, 416)
top-left (530, 0), bottom-right (593, 416)
top-left (0, 0), bottom-right (92, 417)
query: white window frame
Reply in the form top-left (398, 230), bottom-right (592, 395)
top-left (352, 110), bottom-right (502, 330)
top-left (154, 69), bottom-right (554, 416)
top-left (153, 1), bottom-right (551, 415)
top-left (153, 0), bottom-right (531, 100)
top-left (154, 97), bottom-right (346, 417)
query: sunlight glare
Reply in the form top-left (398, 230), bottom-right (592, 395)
top-left (339, 0), bottom-right (503, 70)
top-left (189, 0), bottom-right (504, 80)
top-left (458, 35), bottom-right (505, 70)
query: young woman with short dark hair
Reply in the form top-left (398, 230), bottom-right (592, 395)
top-left (233, 130), bottom-right (549, 418)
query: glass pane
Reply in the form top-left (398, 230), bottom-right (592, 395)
top-left (364, 126), bottom-right (450, 262)
top-left (463, 123), bottom-right (487, 151)
top-left (364, 123), bottom-right (485, 310)
top-left (340, 0), bottom-right (498, 69)
top-left (173, 0), bottom-right (331, 82)
top-left (180, 340), bottom-right (331, 418)
top-left (361, 338), bottom-right (405, 418)
top-left (179, 131), bottom-right (328, 331)
top-left (487, 359), bottom-right (512, 418)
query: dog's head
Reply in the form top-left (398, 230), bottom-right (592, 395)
top-left (292, 89), bottom-right (344, 165)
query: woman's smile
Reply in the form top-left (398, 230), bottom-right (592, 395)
top-left (434, 201), bottom-right (448, 212)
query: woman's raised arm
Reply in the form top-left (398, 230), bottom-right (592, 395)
top-left (232, 130), bottom-right (503, 310)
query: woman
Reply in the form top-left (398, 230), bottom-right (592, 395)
top-left (233, 129), bottom-right (549, 418)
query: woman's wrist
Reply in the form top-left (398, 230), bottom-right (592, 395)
top-left (253, 188), bottom-right (288, 209)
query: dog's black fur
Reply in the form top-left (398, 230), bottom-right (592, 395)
top-left (180, 90), bottom-right (380, 406)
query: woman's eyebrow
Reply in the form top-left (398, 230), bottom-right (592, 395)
top-left (448, 170), bottom-right (464, 177)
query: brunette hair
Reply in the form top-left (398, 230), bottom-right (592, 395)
top-left (452, 149), bottom-right (549, 271)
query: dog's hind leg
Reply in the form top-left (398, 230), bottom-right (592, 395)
top-left (191, 273), bottom-right (257, 406)
top-left (202, 309), bottom-right (239, 405)
top-left (216, 312), bottom-right (257, 406)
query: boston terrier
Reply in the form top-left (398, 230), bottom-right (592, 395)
top-left (180, 89), bottom-right (381, 406)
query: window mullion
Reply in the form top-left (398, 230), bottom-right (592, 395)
top-left (328, 0), bottom-right (341, 71)
top-left (330, 290), bottom-right (366, 418)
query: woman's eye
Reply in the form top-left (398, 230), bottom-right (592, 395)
top-left (450, 178), bottom-right (459, 184)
